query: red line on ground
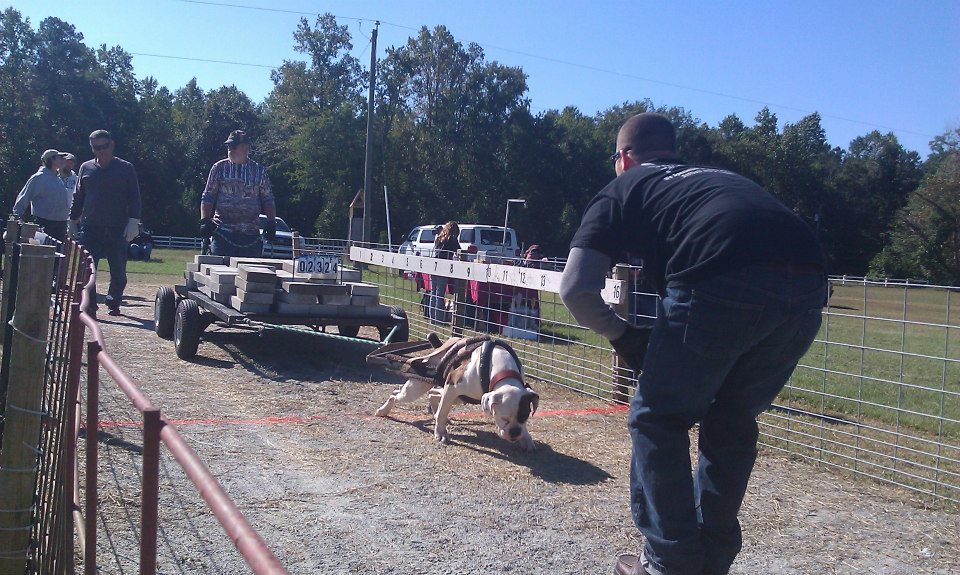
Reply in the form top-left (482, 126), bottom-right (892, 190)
top-left (88, 404), bottom-right (629, 430)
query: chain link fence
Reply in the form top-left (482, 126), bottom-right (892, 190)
top-left (347, 243), bottom-right (959, 505)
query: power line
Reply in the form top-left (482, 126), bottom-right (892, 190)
top-left (168, 0), bottom-right (934, 139)
top-left (130, 52), bottom-right (276, 69)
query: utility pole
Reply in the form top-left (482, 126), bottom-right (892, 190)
top-left (362, 21), bottom-right (379, 245)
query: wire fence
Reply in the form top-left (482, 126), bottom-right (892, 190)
top-left (0, 231), bottom-right (80, 574)
top-left (346, 242), bottom-right (960, 505)
top-left (0, 230), bottom-right (288, 573)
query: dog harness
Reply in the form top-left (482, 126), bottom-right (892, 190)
top-left (431, 336), bottom-right (528, 393)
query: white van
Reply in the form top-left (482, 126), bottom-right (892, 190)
top-left (398, 224), bottom-right (521, 260)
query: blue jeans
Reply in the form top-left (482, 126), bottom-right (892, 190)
top-left (211, 228), bottom-right (263, 258)
top-left (429, 275), bottom-right (449, 324)
top-left (629, 264), bottom-right (826, 575)
top-left (78, 225), bottom-right (128, 308)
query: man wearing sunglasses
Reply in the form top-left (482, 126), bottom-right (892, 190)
top-left (199, 130), bottom-right (276, 257)
top-left (560, 113), bottom-right (827, 575)
top-left (70, 129), bottom-right (142, 317)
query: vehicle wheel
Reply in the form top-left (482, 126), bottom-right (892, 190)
top-left (154, 286), bottom-right (176, 339)
top-left (337, 324), bottom-right (360, 338)
top-left (379, 307), bottom-right (409, 343)
top-left (174, 299), bottom-right (202, 359)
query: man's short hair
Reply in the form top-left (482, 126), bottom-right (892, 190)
top-left (89, 129), bottom-right (112, 141)
top-left (619, 113), bottom-right (677, 158)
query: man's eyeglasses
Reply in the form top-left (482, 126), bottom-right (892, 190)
top-left (610, 147), bottom-right (631, 165)
top-left (90, 142), bottom-right (111, 151)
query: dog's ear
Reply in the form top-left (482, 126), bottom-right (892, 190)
top-left (481, 391), bottom-right (501, 415)
top-left (528, 391), bottom-right (540, 416)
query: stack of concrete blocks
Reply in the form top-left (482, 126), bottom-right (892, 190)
top-left (232, 264), bottom-right (277, 313)
top-left (199, 265), bottom-right (237, 304)
top-left (184, 254), bottom-right (226, 290)
top-left (182, 256), bottom-right (382, 316)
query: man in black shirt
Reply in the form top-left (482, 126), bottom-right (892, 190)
top-left (70, 130), bottom-right (142, 316)
top-left (560, 113), bottom-right (827, 575)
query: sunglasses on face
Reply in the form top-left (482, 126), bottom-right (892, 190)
top-left (610, 147), bottom-right (632, 165)
top-left (91, 141), bottom-right (111, 151)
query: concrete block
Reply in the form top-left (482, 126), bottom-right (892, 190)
top-left (195, 254), bottom-right (226, 265)
top-left (229, 257), bottom-right (285, 270)
top-left (209, 269), bottom-right (237, 285)
top-left (237, 264), bottom-right (277, 283)
top-left (346, 282), bottom-right (379, 297)
top-left (230, 296), bottom-right (270, 313)
top-left (235, 289), bottom-right (275, 304)
top-left (235, 276), bottom-right (276, 293)
top-left (339, 268), bottom-right (362, 282)
top-left (277, 291), bottom-right (317, 304)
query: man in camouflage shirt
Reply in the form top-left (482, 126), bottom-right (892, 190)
top-left (200, 130), bottom-right (276, 257)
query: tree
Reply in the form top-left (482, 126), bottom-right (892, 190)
top-left (870, 149), bottom-right (960, 283)
top-left (826, 131), bottom-right (922, 273)
top-left (263, 13), bottom-right (365, 235)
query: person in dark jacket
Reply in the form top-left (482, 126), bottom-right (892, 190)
top-left (429, 221), bottom-right (460, 324)
top-left (560, 113), bottom-right (827, 575)
top-left (70, 130), bottom-right (141, 316)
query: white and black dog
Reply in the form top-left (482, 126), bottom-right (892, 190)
top-left (375, 337), bottom-right (539, 451)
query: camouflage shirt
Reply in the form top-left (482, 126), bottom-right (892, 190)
top-left (201, 158), bottom-right (275, 235)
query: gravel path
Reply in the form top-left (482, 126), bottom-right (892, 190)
top-left (80, 283), bottom-right (959, 575)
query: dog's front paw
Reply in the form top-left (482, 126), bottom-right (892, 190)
top-left (434, 427), bottom-right (451, 444)
top-left (375, 400), bottom-right (393, 417)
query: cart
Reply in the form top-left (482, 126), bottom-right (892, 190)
top-left (153, 284), bottom-right (410, 360)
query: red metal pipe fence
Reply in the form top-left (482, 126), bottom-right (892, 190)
top-left (58, 241), bottom-right (289, 574)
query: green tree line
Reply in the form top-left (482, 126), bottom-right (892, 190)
top-left (2, 9), bottom-right (958, 281)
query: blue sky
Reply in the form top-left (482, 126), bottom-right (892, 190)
top-left (8, 0), bottom-right (959, 157)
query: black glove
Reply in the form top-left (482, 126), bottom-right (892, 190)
top-left (262, 220), bottom-right (276, 242)
top-left (610, 324), bottom-right (653, 372)
top-left (199, 217), bottom-right (217, 239)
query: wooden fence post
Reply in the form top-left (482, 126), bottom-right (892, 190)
top-left (611, 264), bottom-right (633, 404)
top-left (0, 243), bottom-right (57, 573)
top-left (0, 218), bottom-right (21, 347)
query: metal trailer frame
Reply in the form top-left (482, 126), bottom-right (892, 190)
top-left (152, 284), bottom-right (410, 359)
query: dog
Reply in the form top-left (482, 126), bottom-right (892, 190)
top-left (375, 337), bottom-right (539, 451)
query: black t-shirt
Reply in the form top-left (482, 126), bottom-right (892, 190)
top-left (570, 161), bottom-right (825, 293)
top-left (71, 157), bottom-right (141, 226)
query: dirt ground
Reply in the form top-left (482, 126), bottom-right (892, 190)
top-left (80, 282), bottom-right (959, 575)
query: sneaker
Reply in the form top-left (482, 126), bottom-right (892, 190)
top-left (614, 554), bottom-right (651, 575)
top-left (107, 305), bottom-right (121, 316)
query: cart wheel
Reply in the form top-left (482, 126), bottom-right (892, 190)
top-left (379, 307), bottom-right (409, 343)
top-left (337, 324), bottom-right (360, 338)
top-left (174, 299), bottom-right (202, 359)
top-left (154, 286), bottom-right (176, 339)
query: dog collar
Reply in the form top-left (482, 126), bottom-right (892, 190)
top-left (489, 369), bottom-right (523, 391)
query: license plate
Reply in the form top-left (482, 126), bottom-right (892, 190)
top-left (295, 254), bottom-right (339, 275)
